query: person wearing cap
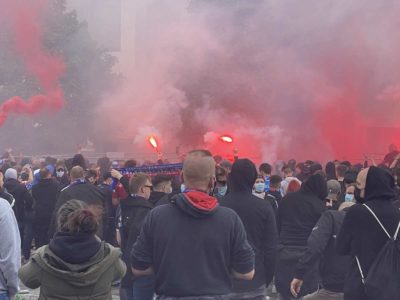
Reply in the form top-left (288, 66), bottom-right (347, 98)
top-left (290, 201), bottom-right (354, 299)
top-left (4, 168), bottom-right (34, 261)
top-left (326, 180), bottom-right (341, 209)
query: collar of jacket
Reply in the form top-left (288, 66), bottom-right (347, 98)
top-left (124, 195), bottom-right (154, 208)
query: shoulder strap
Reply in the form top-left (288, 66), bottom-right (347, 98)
top-left (362, 204), bottom-right (391, 239)
top-left (355, 256), bottom-right (365, 284)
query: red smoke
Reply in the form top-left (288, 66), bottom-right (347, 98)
top-left (0, 0), bottom-right (65, 126)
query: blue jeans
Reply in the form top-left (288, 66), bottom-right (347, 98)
top-left (132, 275), bottom-right (156, 300)
top-left (0, 293), bottom-right (9, 300)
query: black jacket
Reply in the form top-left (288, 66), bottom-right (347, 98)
top-left (131, 191), bottom-right (255, 297)
top-left (277, 174), bottom-right (327, 246)
top-left (4, 178), bottom-right (34, 224)
top-left (32, 178), bottom-right (59, 223)
top-left (337, 167), bottom-right (400, 300)
top-left (50, 181), bottom-right (107, 238)
top-left (220, 159), bottom-right (278, 293)
top-left (266, 190), bottom-right (282, 216)
top-left (295, 209), bottom-right (350, 293)
top-left (0, 188), bottom-right (15, 207)
top-left (120, 195), bottom-right (153, 288)
top-left (149, 191), bottom-right (168, 206)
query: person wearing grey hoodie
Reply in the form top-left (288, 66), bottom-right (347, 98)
top-left (0, 197), bottom-right (21, 300)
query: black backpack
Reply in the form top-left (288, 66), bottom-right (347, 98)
top-left (356, 204), bottom-right (400, 300)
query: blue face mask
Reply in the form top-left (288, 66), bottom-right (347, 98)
top-left (254, 182), bottom-right (265, 193)
top-left (345, 193), bottom-right (354, 202)
top-left (217, 185), bottom-right (228, 196)
top-left (180, 184), bottom-right (186, 193)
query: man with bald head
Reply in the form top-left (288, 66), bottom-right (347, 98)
top-left (337, 166), bottom-right (400, 300)
top-left (131, 150), bottom-right (255, 299)
top-left (49, 166), bottom-right (107, 239)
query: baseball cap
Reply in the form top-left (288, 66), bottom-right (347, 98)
top-left (327, 179), bottom-right (341, 201)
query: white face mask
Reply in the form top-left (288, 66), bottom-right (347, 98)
top-left (254, 182), bottom-right (265, 193)
top-left (56, 171), bottom-right (65, 178)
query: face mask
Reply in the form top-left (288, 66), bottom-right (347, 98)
top-left (180, 184), bottom-right (186, 193)
top-left (56, 171), bottom-right (65, 178)
top-left (354, 187), bottom-right (364, 203)
top-left (345, 193), bottom-right (354, 202)
top-left (217, 185), bottom-right (228, 197)
top-left (254, 182), bottom-right (265, 193)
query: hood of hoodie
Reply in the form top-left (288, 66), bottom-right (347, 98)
top-left (175, 191), bottom-right (218, 218)
top-left (300, 173), bottom-right (328, 201)
top-left (229, 159), bottom-right (258, 193)
top-left (364, 166), bottom-right (396, 202)
top-left (31, 241), bottom-right (122, 287)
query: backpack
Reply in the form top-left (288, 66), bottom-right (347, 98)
top-left (355, 203), bottom-right (400, 300)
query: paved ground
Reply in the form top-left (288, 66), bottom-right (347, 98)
top-left (17, 288), bottom-right (279, 300)
top-left (17, 286), bottom-right (120, 300)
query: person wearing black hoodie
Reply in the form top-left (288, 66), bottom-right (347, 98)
top-left (32, 168), bottom-right (59, 248)
top-left (336, 166), bottom-right (400, 300)
top-left (148, 174), bottom-right (173, 206)
top-left (49, 166), bottom-right (107, 239)
top-left (220, 159), bottom-right (278, 300)
top-left (290, 201), bottom-right (354, 299)
top-left (275, 173), bottom-right (327, 300)
top-left (131, 150), bottom-right (255, 299)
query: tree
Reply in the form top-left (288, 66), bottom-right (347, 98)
top-left (0, 0), bottom-right (121, 154)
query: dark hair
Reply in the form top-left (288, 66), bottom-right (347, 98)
top-left (216, 165), bottom-right (228, 177)
top-left (97, 156), bottom-right (110, 169)
top-left (336, 164), bottom-right (348, 178)
top-left (288, 159), bottom-right (296, 168)
top-left (85, 169), bottom-right (98, 179)
top-left (72, 154), bottom-right (87, 170)
top-left (39, 168), bottom-right (51, 180)
top-left (325, 162), bottom-right (337, 181)
top-left (57, 200), bottom-right (99, 234)
top-left (270, 175), bottom-right (282, 188)
top-left (45, 156), bottom-right (57, 166)
top-left (124, 160), bottom-right (137, 168)
top-left (259, 163), bottom-right (272, 175)
top-left (341, 161), bottom-right (352, 167)
top-left (152, 174), bottom-right (172, 189)
top-left (103, 171), bottom-right (112, 181)
top-left (310, 163), bottom-right (323, 174)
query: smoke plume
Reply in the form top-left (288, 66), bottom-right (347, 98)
top-left (99, 1), bottom-right (400, 162)
top-left (0, 0), bottom-right (65, 126)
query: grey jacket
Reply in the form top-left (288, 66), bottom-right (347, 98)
top-left (0, 198), bottom-right (21, 296)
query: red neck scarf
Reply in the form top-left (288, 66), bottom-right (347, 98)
top-left (184, 190), bottom-right (218, 211)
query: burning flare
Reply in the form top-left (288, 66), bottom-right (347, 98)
top-left (148, 135), bottom-right (159, 149)
top-left (220, 135), bottom-right (234, 143)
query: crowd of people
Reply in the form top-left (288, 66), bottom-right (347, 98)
top-left (0, 145), bottom-right (400, 300)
